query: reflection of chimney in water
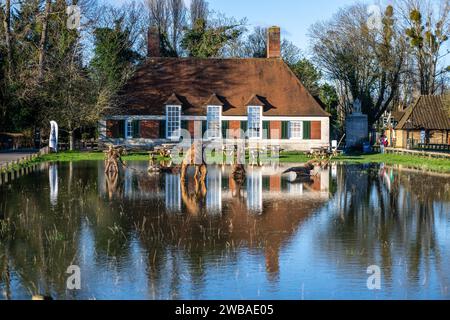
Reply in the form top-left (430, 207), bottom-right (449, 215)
top-left (265, 245), bottom-right (280, 282)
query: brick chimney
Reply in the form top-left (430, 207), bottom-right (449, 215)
top-left (147, 26), bottom-right (161, 57)
top-left (267, 26), bottom-right (281, 59)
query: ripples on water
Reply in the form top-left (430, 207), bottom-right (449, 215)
top-left (0, 161), bottom-right (449, 300)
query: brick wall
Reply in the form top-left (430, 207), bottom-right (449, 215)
top-left (140, 120), bottom-right (160, 139)
top-left (270, 121), bottom-right (281, 139)
top-left (311, 121), bottom-right (322, 140)
top-left (228, 121), bottom-right (241, 139)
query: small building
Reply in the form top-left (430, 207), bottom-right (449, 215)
top-left (99, 27), bottom-right (330, 151)
top-left (393, 95), bottom-right (450, 149)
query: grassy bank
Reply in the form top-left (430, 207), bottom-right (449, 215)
top-left (36, 151), bottom-right (152, 162)
top-left (281, 152), bottom-right (450, 173)
top-left (12, 150), bottom-right (450, 174)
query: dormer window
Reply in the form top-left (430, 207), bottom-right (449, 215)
top-left (207, 105), bottom-right (222, 139)
top-left (248, 106), bottom-right (262, 139)
top-left (166, 105), bottom-right (181, 139)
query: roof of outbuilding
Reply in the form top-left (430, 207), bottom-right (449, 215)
top-left (396, 95), bottom-right (450, 130)
top-left (116, 57), bottom-right (330, 117)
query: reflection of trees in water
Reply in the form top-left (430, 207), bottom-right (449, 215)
top-left (0, 163), bottom-right (95, 298)
top-left (323, 164), bottom-right (450, 291)
top-left (0, 162), bottom-right (147, 299)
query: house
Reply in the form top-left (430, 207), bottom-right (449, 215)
top-left (99, 27), bottom-right (330, 151)
top-left (392, 95), bottom-right (450, 149)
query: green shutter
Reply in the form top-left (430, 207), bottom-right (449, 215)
top-left (263, 176), bottom-right (270, 189)
top-left (202, 121), bottom-right (207, 137)
top-left (303, 121), bottom-right (311, 140)
top-left (159, 120), bottom-right (166, 139)
top-left (222, 120), bottom-right (229, 138)
top-left (132, 120), bottom-right (140, 138)
top-left (263, 121), bottom-right (270, 139)
top-left (118, 120), bottom-right (125, 139)
top-left (281, 121), bottom-right (289, 140)
top-left (240, 121), bottom-right (247, 138)
top-left (181, 120), bottom-right (188, 131)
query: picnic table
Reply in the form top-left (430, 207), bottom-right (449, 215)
top-left (152, 144), bottom-right (176, 158)
top-left (309, 147), bottom-right (333, 159)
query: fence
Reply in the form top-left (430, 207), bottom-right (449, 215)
top-left (386, 147), bottom-right (450, 159)
top-left (415, 143), bottom-right (450, 152)
top-left (0, 147), bottom-right (50, 186)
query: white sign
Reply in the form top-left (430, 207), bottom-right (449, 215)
top-left (49, 121), bottom-right (59, 152)
top-left (420, 130), bottom-right (426, 144)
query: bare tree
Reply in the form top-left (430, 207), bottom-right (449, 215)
top-left (310, 4), bottom-right (406, 125)
top-left (147, 0), bottom-right (169, 33)
top-left (146, 0), bottom-right (187, 56)
top-left (169, 0), bottom-right (186, 55)
top-left (396, 0), bottom-right (450, 95)
top-left (37, 0), bottom-right (51, 83)
top-left (1, 0), bottom-right (12, 80)
top-left (190, 0), bottom-right (208, 25)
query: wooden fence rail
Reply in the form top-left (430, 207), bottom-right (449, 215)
top-left (386, 147), bottom-right (450, 159)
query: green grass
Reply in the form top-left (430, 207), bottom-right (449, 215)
top-left (279, 151), bottom-right (450, 173)
top-left (6, 150), bottom-right (449, 174)
top-left (36, 150), bottom-right (153, 162)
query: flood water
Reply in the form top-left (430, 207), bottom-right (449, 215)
top-left (0, 161), bottom-right (449, 300)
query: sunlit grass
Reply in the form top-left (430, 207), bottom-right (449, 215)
top-left (5, 150), bottom-right (448, 173)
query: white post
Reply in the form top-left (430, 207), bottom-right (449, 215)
top-left (98, 120), bottom-right (107, 141)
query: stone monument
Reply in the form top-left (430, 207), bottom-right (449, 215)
top-left (345, 99), bottom-right (368, 149)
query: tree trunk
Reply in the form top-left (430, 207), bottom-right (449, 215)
top-left (1, 0), bottom-right (12, 79)
top-left (38, 0), bottom-right (52, 83)
top-left (69, 130), bottom-right (75, 151)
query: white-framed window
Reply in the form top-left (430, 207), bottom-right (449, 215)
top-left (125, 119), bottom-right (133, 139)
top-left (289, 121), bottom-right (302, 139)
top-left (248, 106), bottom-right (262, 139)
top-left (166, 105), bottom-right (181, 139)
top-left (207, 106), bottom-right (222, 139)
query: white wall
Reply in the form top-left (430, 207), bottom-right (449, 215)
top-left (99, 116), bottom-right (330, 152)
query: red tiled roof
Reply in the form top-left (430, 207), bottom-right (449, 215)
top-left (164, 93), bottom-right (183, 105)
top-left (116, 58), bottom-right (330, 117)
top-left (204, 93), bottom-right (224, 106)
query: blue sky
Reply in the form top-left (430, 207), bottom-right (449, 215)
top-left (108, 0), bottom-right (372, 54)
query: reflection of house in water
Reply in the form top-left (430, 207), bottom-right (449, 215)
top-left (206, 168), bottom-right (222, 213)
top-left (96, 163), bottom-right (331, 284)
top-left (49, 163), bottom-right (58, 206)
top-left (165, 174), bottom-right (181, 212)
top-left (246, 169), bottom-right (263, 214)
top-left (98, 164), bottom-right (330, 211)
